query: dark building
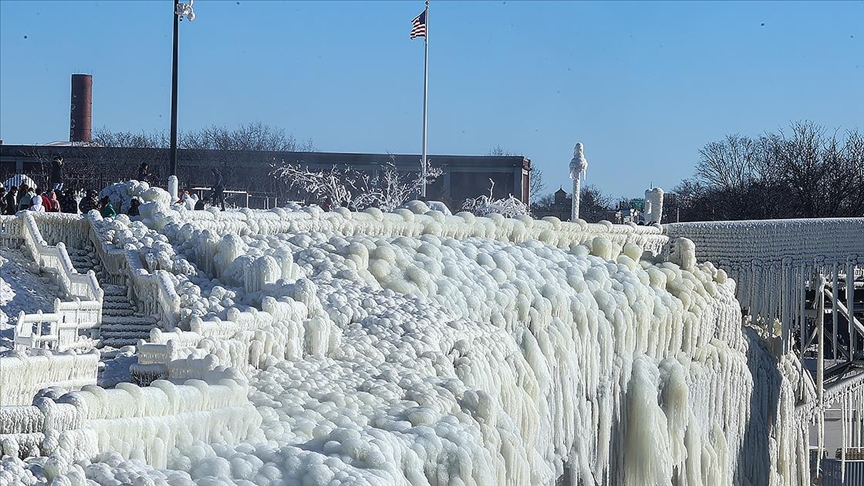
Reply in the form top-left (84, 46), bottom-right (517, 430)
top-left (0, 144), bottom-right (531, 210)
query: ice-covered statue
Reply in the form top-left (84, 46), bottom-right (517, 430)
top-left (569, 142), bottom-right (588, 221)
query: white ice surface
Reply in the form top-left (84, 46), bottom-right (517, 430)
top-left (0, 186), bottom-right (814, 485)
top-left (0, 249), bottom-right (63, 353)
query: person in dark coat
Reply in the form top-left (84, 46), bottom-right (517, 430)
top-left (59, 188), bottom-right (78, 214)
top-left (5, 187), bottom-right (17, 215)
top-left (209, 168), bottom-right (225, 211)
top-left (0, 187), bottom-right (6, 216)
top-left (18, 184), bottom-right (35, 212)
top-left (137, 163), bottom-right (151, 184)
top-left (79, 190), bottom-right (99, 214)
top-left (127, 198), bottom-right (141, 217)
top-left (50, 156), bottom-right (64, 190)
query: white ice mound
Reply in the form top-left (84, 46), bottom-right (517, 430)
top-left (3, 203), bottom-right (813, 486)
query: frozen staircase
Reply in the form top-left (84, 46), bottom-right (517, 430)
top-left (67, 247), bottom-right (100, 276)
top-left (99, 285), bottom-right (158, 348)
top-left (67, 247), bottom-right (158, 348)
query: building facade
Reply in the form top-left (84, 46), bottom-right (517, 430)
top-left (0, 144), bottom-right (532, 210)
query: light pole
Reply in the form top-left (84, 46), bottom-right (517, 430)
top-left (569, 142), bottom-right (588, 221)
top-left (169, 0), bottom-right (195, 181)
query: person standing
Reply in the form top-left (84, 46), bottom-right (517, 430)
top-left (28, 194), bottom-right (45, 212)
top-left (5, 186), bottom-right (17, 215)
top-left (47, 190), bottom-right (61, 213)
top-left (50, 155), bottom-right (64, 191)
top-left (79, 190), bottom-right (99, 214)
top-left (17, 184), bottom-right (34, 212)
top-left (137, 163), bottom-right (151, 184)
top-left (59, 188), bottom-right (78, 214)
top-left (210, 168), bottom-right (225, 211)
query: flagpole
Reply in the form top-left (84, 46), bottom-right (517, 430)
top-left (421, 0), bottom-right (429, 199)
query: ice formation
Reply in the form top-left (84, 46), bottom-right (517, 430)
top-left (644, 187), bottom-right (664, 225)
top-left (0, 183), bottom-right (819, 485)
top-left (0, 351), bottom-right (98, 406)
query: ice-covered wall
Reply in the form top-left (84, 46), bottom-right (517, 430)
top-left (0, 378), bottom-right (261, 479)
top-left (0, 351), bottom-right (98, 406)
top-left (74, 378), bottom-right (261, 469)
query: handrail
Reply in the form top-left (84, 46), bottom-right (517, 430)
top-left (822, 286), bottom-right (864, 340)
top-left (19, 212), bottom-right (103, 303)
top-left (11, 212), bottom-right (104, 351)
top-left (14, 298), bottom-right (102, 351)
top-left (87, 214), bottom-right (180, 329)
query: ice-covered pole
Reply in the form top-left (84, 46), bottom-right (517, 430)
top-left (569, 142), bottom-right (588, 221)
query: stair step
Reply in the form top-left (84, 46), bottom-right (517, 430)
top-left (99, 337), bottom-right (146, 348)
top-left (103, 295), bottom-right (130, 303)
top-left (102, 301), bottom-right (135, 310)
top-left (102, 310), bottom-right (137, 319)
top-left (100, 323), bottom-right (156, 333)
top-left (102, 314), bottom-right (156, 323)
top-left (102, 285), bottom-right (128, 296)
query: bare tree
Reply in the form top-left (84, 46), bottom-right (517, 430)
top-left (675, 121), bottom-right (864, 221)
top-left (579, 185), bottom-right (613, 223)
top-left (488, 145), bottom-right (543, 201)
top-left (462, 179), bottom-right (531, 218)
top-left (271, 155), bottom-right (443, 211)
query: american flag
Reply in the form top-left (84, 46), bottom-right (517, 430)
top-left (410, 10), bottom-right (426, 39)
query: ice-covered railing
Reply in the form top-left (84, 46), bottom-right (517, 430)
top-left (0, 351), bottom-right (99, 406)
top-left (13, 299), bottom-right (103, 352)
top-left (131, 297), bottom-right (309, 383)
top-left (168, 205), bottom-right (668, 258)
top-left (6, 192), bottom-right (821, 484)
top-left (19, 212), bottom-right (102, 303)
top-left (87, 214), bottom-right (181, 328)
top-left (0, 378), bottom-right (261, 471)
top-left (0, 215), bottom-right (23, 248)
top-left (0, 397), bottom-right (93, 460)
top-left (28, 212), bottom-right (92, 250)
top-left (665, 218), bottom-right (864, 352)
top-left (10, 212), bottom-right (104, 352)
top-left (76, 378), bottom-right (260, 469)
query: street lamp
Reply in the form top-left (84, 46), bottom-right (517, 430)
top-left (169, 0), bottom-right (195, 183)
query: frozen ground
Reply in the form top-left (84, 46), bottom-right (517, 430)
top-left (0, 248), bottom-right (63, 353)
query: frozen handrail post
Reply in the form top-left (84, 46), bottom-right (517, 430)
top-left (569, 142), bottom-right (588, 222)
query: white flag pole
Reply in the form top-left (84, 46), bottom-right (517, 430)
top-left (421, 0), bottom-right (429, 199)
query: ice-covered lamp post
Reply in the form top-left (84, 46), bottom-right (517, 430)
top-left (168, 0), bottom-right (196, 201)
top-left (569, 142), bottom-right (588, 221)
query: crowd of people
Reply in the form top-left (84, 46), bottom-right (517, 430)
top-left (3, 158), bottom-right (234, 218)
top-left (2, 156), bottom-right (126, 218)
top-left (0, 183), bottom-right (120, 218)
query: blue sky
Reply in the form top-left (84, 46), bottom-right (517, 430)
top-left (1, 1), bottom-right (862, 200)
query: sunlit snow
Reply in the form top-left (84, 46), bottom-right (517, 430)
top-left (0, 181), bottom-right (814, 485)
